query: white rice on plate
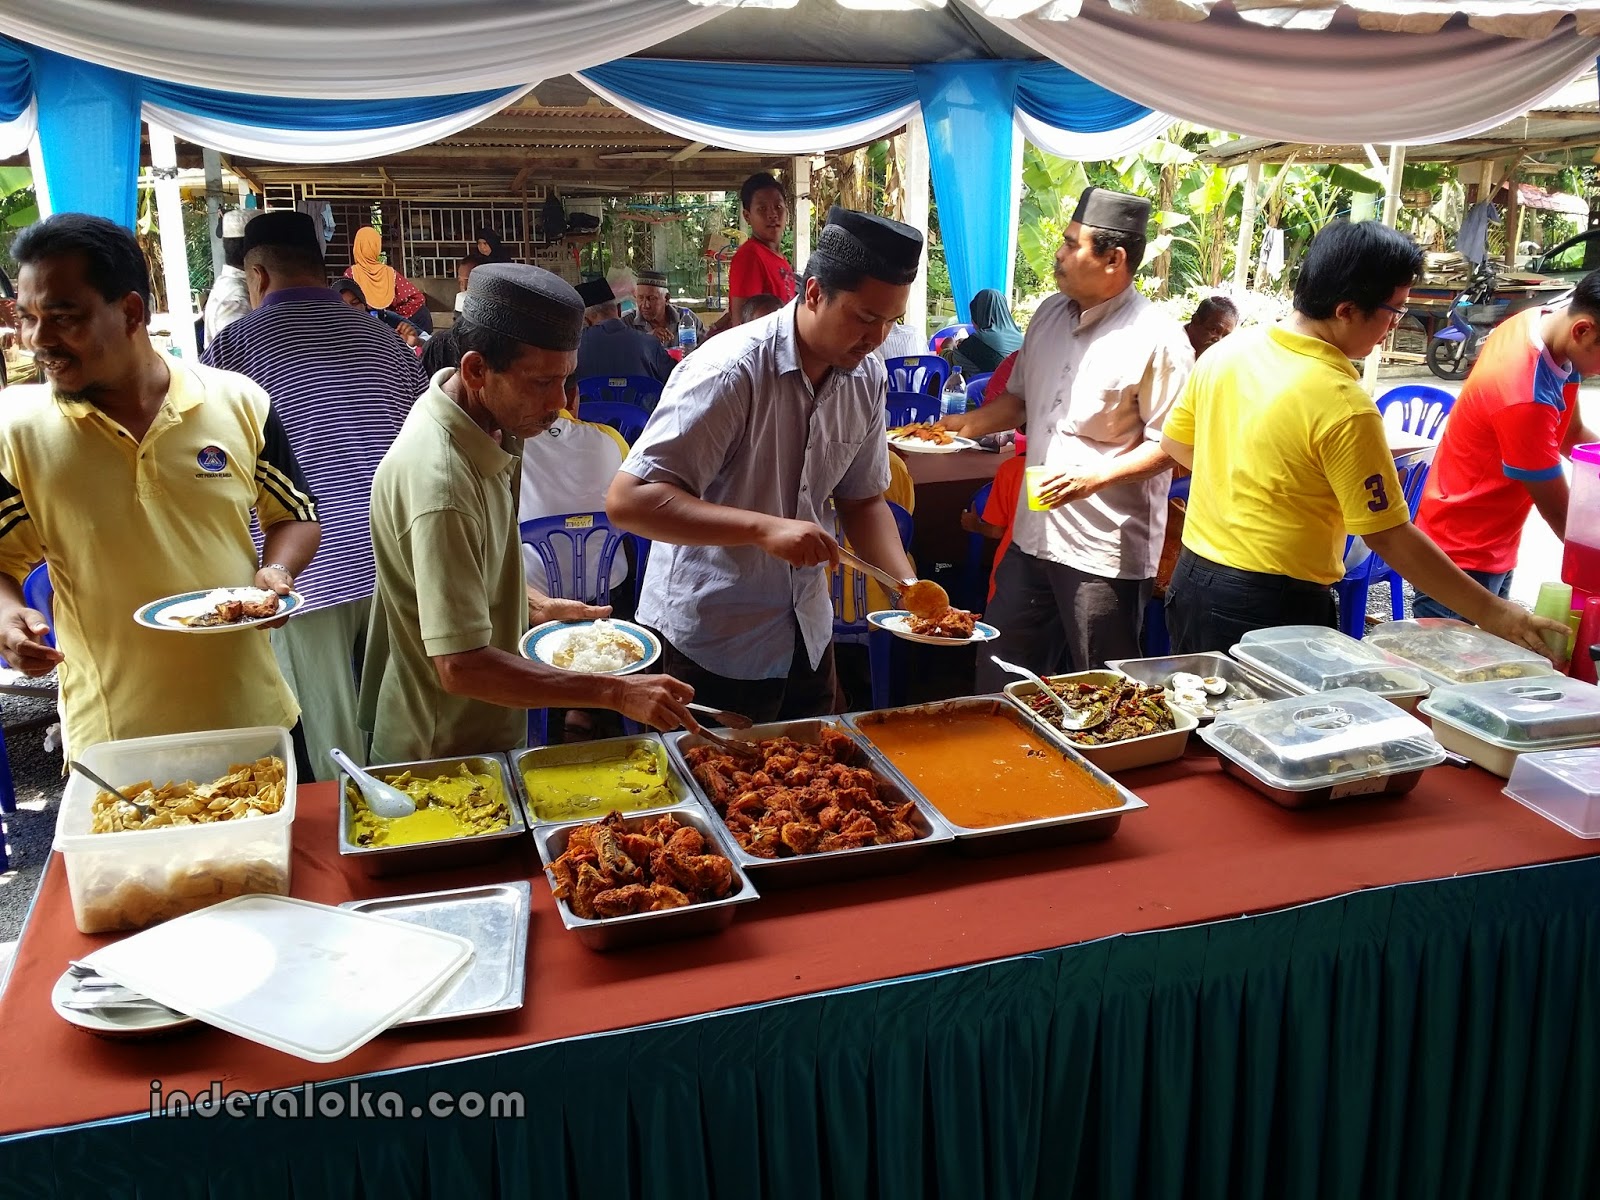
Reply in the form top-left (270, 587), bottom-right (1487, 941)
top-left (551, 621), bottom-right (644, 673)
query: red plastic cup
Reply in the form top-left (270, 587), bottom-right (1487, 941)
top-left (1572, 595), bottom-right (1600, 684)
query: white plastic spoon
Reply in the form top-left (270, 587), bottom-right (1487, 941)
top-left (329, 748), bottom-right (416, 819)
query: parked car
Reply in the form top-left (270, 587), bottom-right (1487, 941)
top-left (1530, 230), bottom-right (1600, 283)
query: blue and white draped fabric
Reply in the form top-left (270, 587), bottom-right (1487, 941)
top-left (579, 57), bottom-right (1163, 319)
top-left (0, 36), bottom-right (34, 158)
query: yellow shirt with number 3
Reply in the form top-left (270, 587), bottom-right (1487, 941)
top-left (1162, 325), bottom-right (1408, 586)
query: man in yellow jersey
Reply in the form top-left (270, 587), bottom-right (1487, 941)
top-left (0, 214), bottom-right (322, 764)
top-left (1161, 220), bottom-right (1566, 659)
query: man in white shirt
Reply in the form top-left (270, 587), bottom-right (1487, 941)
top-left (874, 320), bottom-right (926, 362)
top-left (945, 188), bottom-right (1193, 688)
top-left (203, 209), bottom-right (253, 341)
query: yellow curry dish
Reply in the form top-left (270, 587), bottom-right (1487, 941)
top-left (346, 764), bottom-right (510, 847)
top-left (521, 743), bottom-right (678, 823)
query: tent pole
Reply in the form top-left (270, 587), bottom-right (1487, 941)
top-left (1232, 158), bottom-right (1261, 293)
top-left (148, 121), bottom-right (198, 362)
top-left (1361, 144), bottom-right (1407, 394)
top-left (203, 148), bottom-right (225, 277)
top-left (904, 109), bottom-right (930, 340)
top-left (792, 154), bottom-right (812, 281)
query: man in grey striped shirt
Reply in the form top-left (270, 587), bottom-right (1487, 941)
top-left (204, 210), bottom-right (425, 778)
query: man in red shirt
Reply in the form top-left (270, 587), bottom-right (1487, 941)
top-left (1414, 274), bottom-right (1600, 621)
top-left (727, 172), bottom-right (797, 326)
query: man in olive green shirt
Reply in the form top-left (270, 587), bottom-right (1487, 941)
top-left (359, 263), bottom-right (696, 764)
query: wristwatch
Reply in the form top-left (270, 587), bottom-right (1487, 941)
top-left (260, 562), bottom-right (293, 579)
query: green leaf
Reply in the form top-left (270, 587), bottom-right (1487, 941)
top-left (1324, 163), bottom-right (1383, 194)
top-left (3, 202), bottom-right (39, 229)
top-left (0, 166), bottom-right (31, 196)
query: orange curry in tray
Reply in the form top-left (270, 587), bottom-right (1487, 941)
top-left (855, 707), bottom-right (1125, 829)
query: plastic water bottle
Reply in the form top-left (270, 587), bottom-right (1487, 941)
top-left (941, 368), bottom-right (968, 418)
top-left (677, 308), bottom-right (697, 353)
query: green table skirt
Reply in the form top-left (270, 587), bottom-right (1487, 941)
top-left (8, 856), bottom-right (1599, 1200)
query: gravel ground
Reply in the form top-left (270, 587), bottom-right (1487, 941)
top-left (0, 682), bottom-right (63, 947)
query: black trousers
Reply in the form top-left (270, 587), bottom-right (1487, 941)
top-left (1165, 549), bottom-right (1337, 656)
top-left (658, 622), bottom-right (837, 723)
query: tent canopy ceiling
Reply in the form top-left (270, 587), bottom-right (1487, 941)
top-left (1199, 70), bottom-right (1600, 165)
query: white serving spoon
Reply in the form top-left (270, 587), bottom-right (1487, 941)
top-left (329, 748), bottom-right (416, 819)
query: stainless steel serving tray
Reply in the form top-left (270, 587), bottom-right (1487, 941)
top-left (1209, 749), bottom-right (1428, 809)
top-left (339, 881), bottom-right (530, 1025)
top-left (1001, 671), bottom-right (1197, 772)
top-left (337, 754), bottom-right (527, 878)
top-left (1104, 652), bottom-right (1297, 723)
top-left (844, 697), bottom-right (1147, 856)
top-left (663, 718), bottom-right (955, 887)
top-left (513, 735), bottom-right (690, 827)
top-left (533, 805), bottom-right (759, 951)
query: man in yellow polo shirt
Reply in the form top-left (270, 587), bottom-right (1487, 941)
top-left (0, 214), bottom-right (322, 762)
top-left (1161, 220), bottom-right (1565, 659)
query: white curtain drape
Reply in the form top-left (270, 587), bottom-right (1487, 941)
top-left (974, 1), bottom-right (1600, 38)
top-left (579, 73), bottom-right (920, 153)
top-left (1015, 107), bottom-right (1172, 159)
top-left (979, 0), bottom-right (1600, 143)
top-left (138, 87), bottom-right (534, 164)
top-left (0, 98), bottom-right (33, 158)
top-left (0, 1), bottom-right (723, 98)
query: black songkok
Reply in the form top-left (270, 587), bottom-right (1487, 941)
top-left (242, 210), bottom-right (322, 258)
top-left (1070, 187), bottom-right (1151, 235)
top-left (575, 277), bottom-right (615, 308)
top-left (461, 263), bottom-right (584, 352)
top-left (810, 205), bottom-right (923, 286)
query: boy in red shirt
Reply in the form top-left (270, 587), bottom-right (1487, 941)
top-left (1414, 274), bottom-right (1600, 620)
top-left (727, 172), bottom-right (797, 326)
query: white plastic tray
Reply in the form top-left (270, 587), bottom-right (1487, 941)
top-left (83, 894), bottom-right (474, 1061)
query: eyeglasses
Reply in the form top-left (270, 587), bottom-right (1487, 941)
top-left (1377, 302), bottom-right (1409, 324)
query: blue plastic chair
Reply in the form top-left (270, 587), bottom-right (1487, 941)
top-left (519, 514), bottom-right (635, 746)
top-left (965, 372), bottom-right (993, 409)
top-left (962, 482), bottom-right (994, 612)
top-left (578, 399), bottom-right (649, 445)
top-left (1376, 384), bottom-right (1456, 439)
top-left (0, 563), bottom-right (53, 833)
top-left (929, 323), bottom-right (975, 352)
top-left (576, 375), bottom-right (665, 413)
top-left (884, 354), bottom-right (951, 396)
top-left (886, 392), bottom-right (941, 428)
top-left (831, 501), bottom-right (915, 710)
top-left (1335, 454), bottom-right (1435, 635)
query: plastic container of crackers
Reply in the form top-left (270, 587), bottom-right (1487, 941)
top-left (53, 726), bottom-right (297, 933)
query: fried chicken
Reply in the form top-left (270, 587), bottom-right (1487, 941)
top-left (905, 606), bottom-right (977, 639)
top-left (689, 729), bottom-right (922, 858)
top-left (545, 809), bottom-right (738, 921)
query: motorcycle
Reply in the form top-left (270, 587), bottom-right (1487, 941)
top-left (1425, 262), bottom-right (1504, 380)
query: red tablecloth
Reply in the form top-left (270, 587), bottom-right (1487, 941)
top-left (0, 747), bottom-right (1592, 1137)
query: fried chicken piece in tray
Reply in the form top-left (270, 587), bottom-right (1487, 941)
top-left (684, 729), bottom-right (920, 859)
top-left (546, 809), bottom-right (735, 919)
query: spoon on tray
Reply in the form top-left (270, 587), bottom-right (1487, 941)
top-left (989, 655), bottom-right (1109, 732)
top-left (329, 748), bottom-right (416, 819)
top-left (835, 548), bottom-right (949, 616)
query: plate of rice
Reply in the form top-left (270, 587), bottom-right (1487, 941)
top-left (519, 619), bottom-right (661, 675)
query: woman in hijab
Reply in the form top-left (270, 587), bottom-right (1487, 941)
top-left (344, 225), bottom-right (432, 332)
top-left (475, 226), bottom-right (514, 264)
top-left (953, 288), bottom-right (1024, 375)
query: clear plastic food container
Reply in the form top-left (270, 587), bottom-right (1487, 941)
top-left (53, 726), bottom-right (296, 933)
top-left (1365, 618), bottom-right (1559, 688)
top-left (1199, 687), bottom-right (1445, 807)
top-left (1231, 625), bottom-right (1430, 710)
top-left (1418, 677), bottom-right (1600, 777)
top-left (1504, 748), bottom-right (1600, 837)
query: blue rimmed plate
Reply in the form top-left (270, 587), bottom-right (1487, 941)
top-left (519, 619), bottom-right (661, 675)
top-left (867, 609), bottom-right (999, 647)
top-left (134, 589), bottom-right (304, 633)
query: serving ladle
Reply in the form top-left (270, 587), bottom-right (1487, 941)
top-left (989, 655), bottom-right (1109, 732)
top-left (835, 548), bottom-right (948, 617)
top-left (329, 748), bottom-right (416, 819)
